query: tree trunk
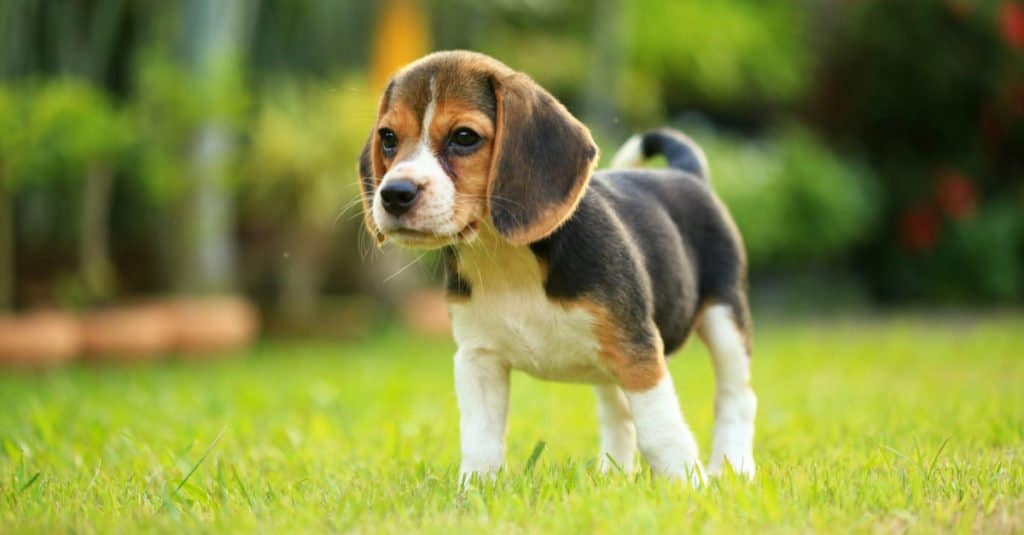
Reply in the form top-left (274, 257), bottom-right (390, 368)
top-left (179, 0), bottom-right (247, 294)
top-left (0, 167), bottom-right (13, 312)
top-left (183, 124), bottom-right (237, 293)
top-left (278, 226), bottom-right (329, 324)
top-left (80, 163), bottom-right (116, 302)
top-left (584, 0), bottom-right (622, 137)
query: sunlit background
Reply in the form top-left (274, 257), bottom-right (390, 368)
top-left (1, 0), bottom-right (1023, 364)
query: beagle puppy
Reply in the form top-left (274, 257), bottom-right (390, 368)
top-left (359, 51), bottom-right (756, 485)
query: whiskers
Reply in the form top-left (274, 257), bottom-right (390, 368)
top-left (339, 189), bottom-right (525, 293)
top-left (382, 251), bottom-right (429, 283)
top-left (331, 193), bottom-right (385, 262)
top-left (333, 196), bottom-right (367, 228)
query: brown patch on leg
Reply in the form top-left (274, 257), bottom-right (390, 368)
top-left (565, 299), bottom-right (666, 391)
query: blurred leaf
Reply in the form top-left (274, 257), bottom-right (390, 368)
top-left (626, 0), bottom-right (810, 106)
top-left (132, 51), bottom-right (248, 203)
top-left (244, 76), bottom-right (377, 229)
top-left (19, 79), bottom-right (128, 185)
top-left (0, 85), bottom-right (29, 185)
top-left (700, 126), bottom-right (879, 268)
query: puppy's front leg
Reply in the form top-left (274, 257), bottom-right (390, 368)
top-left (594, 385), bottom-right (636, 473)
top-left (454, 347), bottom-right (509, 483)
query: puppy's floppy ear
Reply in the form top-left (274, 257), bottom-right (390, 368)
top-left (357, 133), bottom-right (384, 243)
top-left (487, 73), bottom-right (598, 245)
top-left (357, 84), bottom-right (394, 244)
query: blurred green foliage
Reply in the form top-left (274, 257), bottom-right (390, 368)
top-left (878, 201), bottom-right (1024, 302)
top-left (944, 202), bottom-right (1023, 300)
top-left (704, 127), bottom-right (877, 269)
top-left (626, 0), bottom-right (809, 108)
top-left (0, 85), bottom-right (23, 310)
top-left (22, 79), bottom-right (128, 183)
top-left (245, 77), bottom-right (373, 229)
top-left (133, 52), bottom-right (248, 203)
top-left (16, 79), bottom-right (132, 305)
top-left (242, 77), bottom-right (378, 318)
top-left (0, 85), bottom-right (28, 182)
top-left (0, 0), bottom-right (1020, 310)
top-left (823, 0), bottom-right (1024, 302)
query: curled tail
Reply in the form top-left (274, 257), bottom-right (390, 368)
top-left (609, 128), bottom-right (709, 181)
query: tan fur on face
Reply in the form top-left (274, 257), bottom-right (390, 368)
top-left (359, 51), bottom-right (596, 248)
top-left (430, 102), bottom-right (495, 235)
top-left (376, 103), bottom-right (423, 170)
top-left (367, 81), bottom-right (495, 244)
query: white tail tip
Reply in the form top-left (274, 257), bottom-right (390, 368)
top-left (609, 134), bottom-right (645, 169)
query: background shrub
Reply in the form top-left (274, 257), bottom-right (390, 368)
top-left (700, 127), bottom-right (878, 270)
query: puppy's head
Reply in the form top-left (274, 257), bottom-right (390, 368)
top-left (359, 51), bottom-right (598, 248)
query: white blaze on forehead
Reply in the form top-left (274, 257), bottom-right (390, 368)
top-left (373, 75), bottom-right (461, 236)
top-left (421, 76), bottom-right (438, 145)
top-left (385, 144), bottom-right (442, 185)
top-left (387, 74), bottom-right (439, 185)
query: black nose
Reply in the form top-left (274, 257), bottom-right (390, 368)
top-left (379, 180), bottom-right (420, 216)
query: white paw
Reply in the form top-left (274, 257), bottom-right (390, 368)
top-left (687, 463), bottom-right (708, 488)
top-left (664, 461), bottom-right (707, 488)
top-left (709, 417), bottom-right (756, 480)
top-left (458, 463), bottom-right (500, 486)
top-left (708, 453), bottom-right (756, 480)
top-left (597, 453), bottom-right (634, 474)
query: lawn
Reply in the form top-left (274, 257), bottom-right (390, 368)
top-left (1, 314), bottom-right (1022, 533)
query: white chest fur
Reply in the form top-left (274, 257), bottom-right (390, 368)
top-left (448, 236), bottom-right (614, 384)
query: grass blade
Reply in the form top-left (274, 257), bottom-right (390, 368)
top-left (231, 465), bottom-right (255, 509)
top-left (604, 453), bottom-right (625, 475)
top-left (925, 437), bottom-right (951, 481)
top-left (524, 440), bottom-right (546, 474)
top-left (18, 472), bottom-right (40, 493)
top-left (174, 428), bottom-right (226, 495)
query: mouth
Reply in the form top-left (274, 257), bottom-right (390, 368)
top-left (385, 220), bottom-right (480, 248)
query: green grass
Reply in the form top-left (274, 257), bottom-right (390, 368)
top-left (2, 314), bottom-right (1022, 533)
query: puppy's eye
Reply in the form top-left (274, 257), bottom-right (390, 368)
top-left (449, 128), bottom-right (481, 149)
top-left (379, 128), bottom-right (398, 155)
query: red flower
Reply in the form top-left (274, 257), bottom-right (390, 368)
top-left (934, 170), bottom-right (978, 220)
top-left (1002, 1), bottom-right (1024, 50)
top-left (899, 204), bottom-right (941, 253)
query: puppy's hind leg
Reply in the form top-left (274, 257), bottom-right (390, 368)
top-left (698, 302), bottom-right (757, 479)
top-left (618, 362), bottom-right (705, 487)
top-left (594, 384), bottom-right (636, 473)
